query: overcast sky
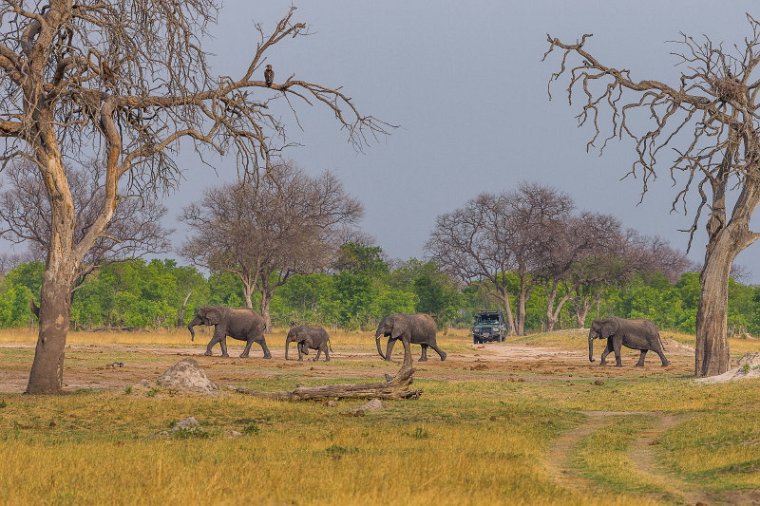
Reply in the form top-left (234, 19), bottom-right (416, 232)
top-left (47, 2), bottom-right (760, 280)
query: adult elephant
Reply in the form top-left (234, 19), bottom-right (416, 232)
top-left (188, 306), bottom-right (271, 359)
top-left (588, 317), bottom-right (669, 367)
top-left (285, 325), bottom-right (333, 362)
top-left (375, 313), bottom-right (446, 368)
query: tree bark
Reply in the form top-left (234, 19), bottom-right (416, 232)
top-left (243, 283), bottom-right (254, 310)
top-left (176, 291), bottom-right (193, 328)
top-left (695, 250), bottom-right (732, 377)
top-left (27, 272), bottom-right (76, 394)
top-left (496, 288), bottom-right (516, 336)
top-left (26, 147), bottom-right (79, 393)
top-left (694, 164), bottom-right (760, 376)
top-left (545, 281), bottom-right (572, 332)
top-left (574, 296), bottom-right (592, 328)
top-left (516, 274), bottom-right (529, 336)
top-left (260, 287), bottom-right (273, 331)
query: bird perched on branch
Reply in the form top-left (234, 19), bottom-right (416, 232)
top-left (264, 64), bottom-right (274, 87)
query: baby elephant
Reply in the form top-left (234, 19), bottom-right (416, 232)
top-left (285, 325), bottom-right (333, 362)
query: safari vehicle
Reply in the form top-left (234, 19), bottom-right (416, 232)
top-left (472, 311), bottom-right (507, 344)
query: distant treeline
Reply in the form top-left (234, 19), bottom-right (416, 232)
top-left (2, 254), bottom-right (758, 336)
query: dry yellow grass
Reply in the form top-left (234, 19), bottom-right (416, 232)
top-left (0, 326), bottom-right (474, 349)
top-left (1, 327), bottom-right (759, 504)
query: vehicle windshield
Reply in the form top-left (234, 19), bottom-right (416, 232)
top-left (475, 315), bottom-right (501, 325)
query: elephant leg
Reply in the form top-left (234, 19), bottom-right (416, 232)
top-left (204, 336), bottom-right (220, 356)
top-left (429, 342), bottom-right (447, 361)
top-left (259, 339), bottom-right (272, 359)
top-left (313, 348), bottom-right (322, 361)
top-left (419, 344), bottom-right (429, 362)
top-left (219, 337), bottom-right (230, 357)
top-left (635, 349), bottom-right (648, 367)
top-left (215, 328), bottom-right (230, 357)
top-left (205, 327), bottom-right (228, 356)
top-left (599, 340), bottom-right (613, 365)
top-left (385, 338), bottom-right (397, 362)
top-left (297, 341), bottom-right (304, 361)
top-left (240, 338), bottom-right (254, 358)
top-left (612, 337), bottom-right (623, 367)
top-left (654, 347), bottom-right (670, 367)
top-left (401, 338), bottom-right (413, 369)
top-left (324, 344), bottom-right (330, 362)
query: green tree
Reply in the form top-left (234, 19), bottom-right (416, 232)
top-left (334, 243), bottom-right (389, 277)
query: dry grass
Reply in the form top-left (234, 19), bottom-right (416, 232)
top-left (0, 326), bottom-right (475, 351)
top-left (1, 327), bottom-right (759, 504)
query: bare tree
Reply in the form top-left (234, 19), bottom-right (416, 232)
top-left (181, 163), bottom-right (362, 329)
top-left (0, 161), bottom-right (170, 289)
top-left (0, 251), bottom-right (29, 276)
top-left (535, 212), bottom-right (618, 332)
top-left (0, 3), bottom-right (388, 392)
top-left (624, 232), bottom-right (695, 284)
top-left (508, 183), bottom-right (574, 334)
top-left (426, 193), bottom-right (518, 335)
top-left (426, 183), bottom-right (573, 335)
top-left (545, 15), bottom-right (760, 376)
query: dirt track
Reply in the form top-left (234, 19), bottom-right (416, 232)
top-left (545, 410), bottom-right (760, 505)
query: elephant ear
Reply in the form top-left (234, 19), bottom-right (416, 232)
top-left (204, 308), bottom-right (222, 325)
top-left (391, 316), bottom-right (407, 339)
top-left (601, 318), bottom-right (620, 338)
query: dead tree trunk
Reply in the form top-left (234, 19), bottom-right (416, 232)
top-left (27, 246), bottom-right (78, 394)
top-left (495, 288), bottom-right (516, 336)
top-left (573, 296), bottom-right (592, 328)
top-left (26, 151), bottom-right (80, 394)
top-left (231, 366), bottom-right (421, 400)
top-left (515, 274), bottom-right (530, 336)
top-left (695, 249), bottom-right (732, 377)
top-left (695, 166), bottom-right (760, 377)
top-left (260, 286), bottom-right (273, 332)
top-left (176, 291), bottom-right (193, 328)
top-left (545, 280), bottom-right (572, 332)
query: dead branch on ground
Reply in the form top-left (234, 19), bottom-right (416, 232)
top-left (230, 366), bottom-right (421, 401)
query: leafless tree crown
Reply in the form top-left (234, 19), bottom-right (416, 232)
top-left (0, 161), bottom-right (170, 281)
top-left (427, 182), bottom-right (691, 332)
top-left (543, 16), bottom-right (760, 252)
top-left (181, 162), bottom-right (362, 318)
top-left (0, 3), bottom-right (390, 175)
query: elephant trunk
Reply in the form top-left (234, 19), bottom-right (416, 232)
top-left (375, 334), bottom-right (386, 360)
top-left (285, 337), bottom-right (292, 360)
top-left (188, 317), bottom-right (201, 342)
top-left (588, 335), bottom-right (595, 362)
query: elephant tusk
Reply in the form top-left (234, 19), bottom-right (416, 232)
top-left (375, 335), bottom-right (386, 360)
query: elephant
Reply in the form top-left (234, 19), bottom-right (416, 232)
top-left (187, 306), bottom-right (271, 359)
top-left (588, 317), bottom-right (669, 367)
top-left (375, 313), bottom-right (446, 368)
top-left (285, 325), bottom-right (333, 361)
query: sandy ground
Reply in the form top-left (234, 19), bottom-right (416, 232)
top-left (0, 338), bottom-right (697, 394)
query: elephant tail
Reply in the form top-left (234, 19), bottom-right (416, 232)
top-left (657, 331), bottom-right (667, 352)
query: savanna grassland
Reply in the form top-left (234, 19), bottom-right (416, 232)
top-left (1, 327), bottom-right (759, 505)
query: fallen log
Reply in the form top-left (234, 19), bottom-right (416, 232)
top-left (230, 366), bottom-right (421, 401)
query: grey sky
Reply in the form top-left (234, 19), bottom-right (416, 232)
top-left (146, 2), bottom-right (760, 282)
